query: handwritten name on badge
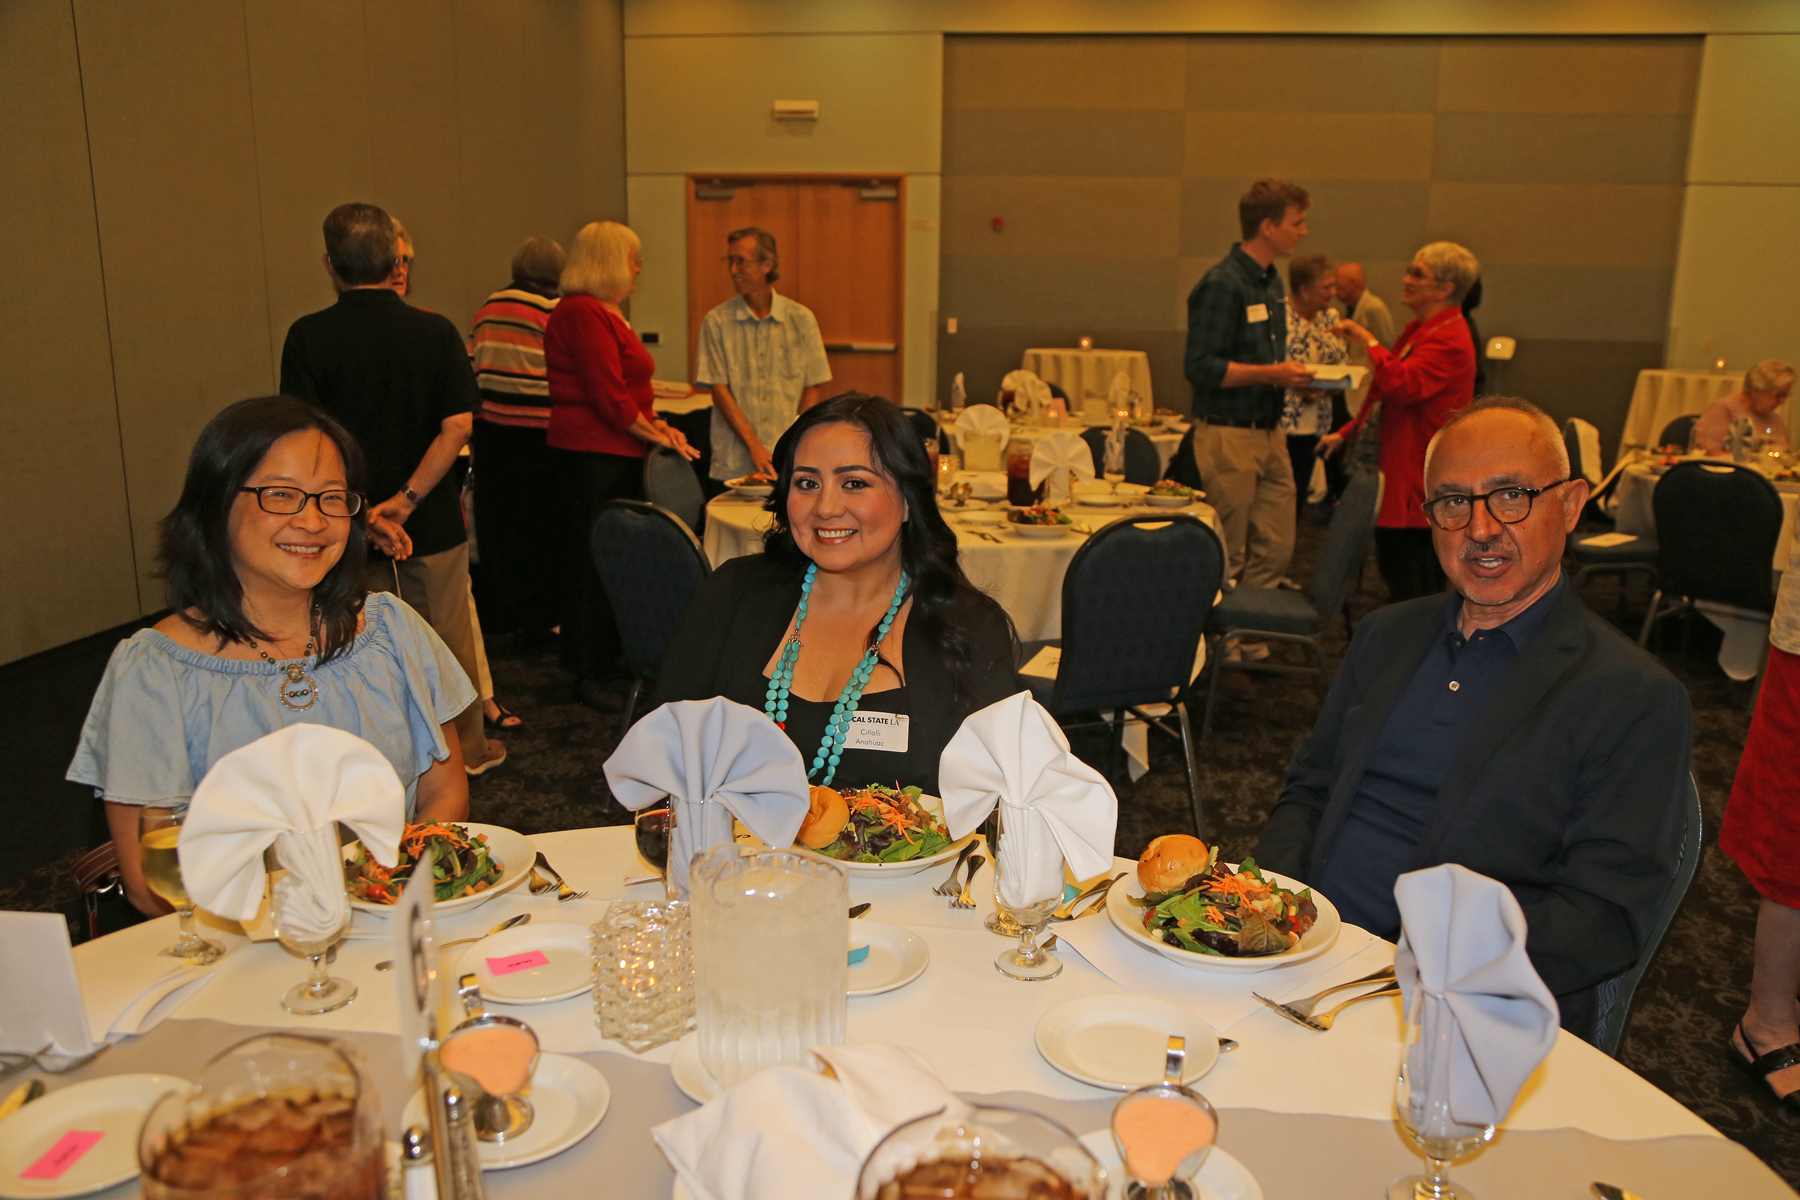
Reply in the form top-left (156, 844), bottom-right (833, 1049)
top-left (1245, 303), bottom-right (1270, 323)
top-left (844, 712), bottom-right (909, 754)
top-left (22, 1131), bottom-right (105, 1180)
top-left (487, 950), bottom-right (550, 976)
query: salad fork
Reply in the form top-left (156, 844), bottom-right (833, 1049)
top-left (952, 855), bottom-right (986, 909)
top-left (933, 841), bottom-right (978, 896)
top-left (1253, 964), bottom-right (1396, 1021)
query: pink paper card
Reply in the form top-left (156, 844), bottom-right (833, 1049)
top-left (21, 1131), bottom-right (105, 1180)
top-left (485, 950), bottom-right (549, 976)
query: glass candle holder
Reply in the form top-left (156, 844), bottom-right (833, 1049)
top-left (591, 900), bottom-right (694, 1053)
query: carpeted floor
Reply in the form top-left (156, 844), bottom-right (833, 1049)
top-left (4, 515), bottom-right (1792, 1183)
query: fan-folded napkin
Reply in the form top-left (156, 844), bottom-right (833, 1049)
top-left (1001, 369), bottom-right (1053, 420)
top-left (953, 404), bottom-right (1010, 444)
top-left (1104, 417), bottom-right (1127, 475)
top-left (1107, 370), bottom-right (1133, 412)
top-left (1394, 863), bottom-right (1559, 1129)
top-left (653, 1044), bottom-right (957, 1200)
top-left (604, 698), bottom-right (810, 897)
top-left (938, 692), bottom-right (1117, 908)
top-left (1030, 430), bottom-right (1096, 500)
top-left (180, 725), bottom-right (403, 943)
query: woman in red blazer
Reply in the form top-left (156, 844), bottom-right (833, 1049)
top-left (544, 220), bottom-right (697, 685)
top-left (1320, 242), bottom-right (1480, 602)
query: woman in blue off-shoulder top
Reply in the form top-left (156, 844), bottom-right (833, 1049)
top-left (69, 395), bottom-right (475, 915)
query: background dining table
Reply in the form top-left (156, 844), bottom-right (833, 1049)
top-left (1617, 368), bottom-right (1746, 457)
top-left (936, 412), bottom-right (1189, 478)
top-left (25, 824), bottom-right (1798, 1200)
top-left (1021, 347), bottom-right (1155, 419)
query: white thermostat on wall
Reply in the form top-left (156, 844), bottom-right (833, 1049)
top-left (773, 99), bottom-right (820, 120)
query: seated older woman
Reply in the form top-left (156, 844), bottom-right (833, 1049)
top-left (1694, 358), bottom-right (1794, 454)
top-left (656, 393), bottom-right (1021, 796)
top-left (69, 395), bottom-right (475, 915)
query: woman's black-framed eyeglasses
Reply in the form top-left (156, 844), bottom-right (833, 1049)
top-left (239, 486), bottom-right (365, 517)
top-left (1421, 479), bottom-right (1571, 531)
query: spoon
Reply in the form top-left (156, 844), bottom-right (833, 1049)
top-left (374, 913), bottom-right (530, 971)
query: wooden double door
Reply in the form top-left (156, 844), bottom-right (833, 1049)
top-left (686, 175), bottom-right (904, 402)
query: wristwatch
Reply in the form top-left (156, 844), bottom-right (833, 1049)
top-left (402, 485), bottom-right (421, 504)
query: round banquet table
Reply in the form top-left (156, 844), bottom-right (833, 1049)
top-left (1021, 347), bottom-right (1154, 417)
top-left (33, 825), bottom-right (1797, 1200)
top-left (1617, 368), bottom-right (1745, 457)
top-left (938, 413), bottom-right (1187, 478)
top-left (702, 493), bottom-right (1217, 643)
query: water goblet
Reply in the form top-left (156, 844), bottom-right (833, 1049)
top-left (137, 806), bottom-right (224, 965)
top-left (990, 807), bottom-right (1062, 981)
top-left (272, 874), bottom-right (356, 1015)
top-left (1389, 990), bottom-right (1494, 1200)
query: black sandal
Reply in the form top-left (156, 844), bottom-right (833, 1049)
top-left (1729, 1021), bottom-right (1800, 1111)
top-left (483, 702), bottom-right (524, 731)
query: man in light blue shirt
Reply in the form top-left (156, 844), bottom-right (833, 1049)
top-left (694, 227), bottom-right (832, 482)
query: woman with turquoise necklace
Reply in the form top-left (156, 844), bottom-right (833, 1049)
top-left (657, 393), bottom-right (1022, 797)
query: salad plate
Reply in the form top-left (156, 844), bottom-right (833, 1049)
top-left (1008, 522), bottom-right (1078, 538)
top-left (724, 475), bottom-right (773, 498)
top-left (1077, 1131), bottom-right (1262, 1200)
top-left (0, 1074), bottom-right (187, 1200)
top-left (1035, 994), bottom-right (1218, 1091)
top-left (847, 921), bottom-right (930, 997)
top-left (1106, 865), bottom-right (1340, 973)
top-left (1143, 492), bottom-right (1194, 508)
top-left (346, 822), bottom-right (534, 916)
top-left (791, 790), bottom-right (977, 878)
top-left (403, 1054), bottom-right (609, 1169)
top-left (452, 921), bottom-right (594, 1004)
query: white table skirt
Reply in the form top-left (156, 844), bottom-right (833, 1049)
top-left (1021, 347), bottom-right (1154, 417)
top-left (1618, 369), bottom-right (1744, 457)
top-left (46, 825), bottom-right (1778, 1200)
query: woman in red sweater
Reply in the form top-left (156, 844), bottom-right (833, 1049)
top-left (1320, 242), bottom-right (1479, 602)
top-left (544, 220), bottom-right (697, 685)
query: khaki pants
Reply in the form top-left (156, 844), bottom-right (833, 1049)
top-left (364, 542), bottom-right (488, 765)
top-left (1191, 424), bottom-right (1296, 586)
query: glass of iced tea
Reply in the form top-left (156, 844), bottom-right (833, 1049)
top-left (855, 1104), bottom-right (1105, 1200)
top-left (138, 1033), bottom-right (385, 1200)
top-left (138, 806), bottom-right (224, 966)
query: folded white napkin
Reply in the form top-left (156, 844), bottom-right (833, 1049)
top-left (954, 404), bottom-right (1010, 444)
top-left (950, 371), bottom-right (967, 411)
top-left (180, 725), bottom-right (404, 944)
top-left (1105, 417), bottom-right (1127, 475)
top-left (1029, 430), bottom-right (1097, 501)
top-left (1394, 864), bottom-right (1559, 1130)
top-left (1001, 369), bottom-right (1053, 420)
top-left (938, 692), bottom-right (1117, 909)
top-left (653, 1043), bottom-right (957, 1200)
top-left (1107, 370), bottom-right (1132, 412)
top-left (949, 470), bottom-right (1008, 500)
top-left (605, 698), bottom-right (810, 897)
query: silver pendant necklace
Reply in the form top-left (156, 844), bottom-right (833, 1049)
top-left (247, 609), bottom-right (321, 712)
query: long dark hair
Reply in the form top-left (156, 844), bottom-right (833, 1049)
top-left (762, 393), bottom-right (1017, 705)
top-left (159, 395), bottom-right (369, 661)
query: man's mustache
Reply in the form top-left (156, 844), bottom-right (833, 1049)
top-left (1460, 537), bottom-right (1516, 560)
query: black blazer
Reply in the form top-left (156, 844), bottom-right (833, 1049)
top-left (653, 555), bottom-right (1023, 796)
top-left (1255, 584), bottom-right (1693, 999)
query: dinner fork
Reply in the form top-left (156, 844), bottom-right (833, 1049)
top-left (952, 855), bottom-right (985, 909)
top-left (933, 840), bottom-right (978, 896)
top-left (1048, 873), bottom-right (1124, 921)
top-left (534, 852), bottom-right (588, 901)
top-left (1258, 982), bottom-right (1401, 1032)
top-left (1253, 964), bottom-right (1396, 1021)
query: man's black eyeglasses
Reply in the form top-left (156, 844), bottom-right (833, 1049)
top-left (240, 486), bottom-right (365, 517)
top-left (1421, 480), bottom-right (1571, 531)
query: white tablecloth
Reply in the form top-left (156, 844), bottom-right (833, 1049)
top-left (1021, 348), bottom-right (1154, 418)
top-left (939, 415), bottom-right (1187, 478)
top-left (46, 825), bottom-right (1778, 1200)
top-left (702, 494), bottom-right (1217, 643)
top-left (1618, 369), bottom-right (1744, 457)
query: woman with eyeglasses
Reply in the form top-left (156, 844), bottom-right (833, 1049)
top-left (68, 395), bottom-right (476, 916)
top-left (1318, 242), bottom-right (1480, 602)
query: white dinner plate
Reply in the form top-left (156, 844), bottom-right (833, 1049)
top-left (1035, 994), bottom-right (1219, 1092)
top-left (847, 921), bottom-right (930, 997)
top-left (402, 1053), bottom-right (609, 1170)
top-left (669, 1034), bottom-right (720, 1105)
top-left (1106, 867), bottom-right (1340, 973)
top-left (348, 823), bottom-right (535, 916)
top-left (954, 508), bottom-right (1008, 524)
top-left (1143, 493), bottom-right (1194, 507)
top-left (0, 1073), bottom-right (187, 1199)
top-left (451, 921), bottom-right (594, 1004)
top-left (1072, 495), bottom-right (1124, 509)
top-left (1006, 521), bottom-right (1077, 538)
top-left (790, 795), bottom-right (977, 878)
top-left (1077, 1130), bottom-right (1262, 1200)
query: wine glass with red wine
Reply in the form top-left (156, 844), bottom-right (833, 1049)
top-left (635, 806), bottom-right (674, 899)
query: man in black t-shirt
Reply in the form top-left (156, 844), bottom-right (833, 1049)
top-left (280, 202), bottom-right (504, 775)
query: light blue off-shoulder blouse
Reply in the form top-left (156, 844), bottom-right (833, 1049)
top-left (67, 592), bottom-right (476, 817)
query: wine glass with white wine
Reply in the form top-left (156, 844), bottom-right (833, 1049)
top-left (138, 806), bottom-right (224, 965)
top-left (1390, 990), bottom-right (1494, 1200)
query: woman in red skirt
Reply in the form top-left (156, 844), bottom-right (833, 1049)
top-left (1722, 571), bottom-right (1800, 1108)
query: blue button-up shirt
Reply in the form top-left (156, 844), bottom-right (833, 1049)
top-left (1314, 577), bottom-right (1568, 936)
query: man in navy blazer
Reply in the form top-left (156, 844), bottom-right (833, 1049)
top-left (1255, 397), bottom-right (1693, 1037)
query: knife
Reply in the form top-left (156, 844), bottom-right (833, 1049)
top-left (0, 1078), bottom-right (44, 1122)
top-left (1591, 1183), bottom-right (1646, 1200)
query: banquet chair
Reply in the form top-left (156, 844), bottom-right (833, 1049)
top-left (590, 500), bottom-right (713, 733)
top-left (904, 407), bottom-right (948, 454)
top-left (1122, 429), bottom-right (1162, 485)
top-left (1656, 413), bottom-right (1698, 452)
top-left (1164, 424), bottom-right (1204, 490)
top-left (1021, 514), bottom-right (1225, 837)
top-left (1636, 461), bottom-right (1781, 651)
top-left (1080, 427), bottom-right (1109, 476)
top-left (1199, 468), bottom-right (1380, 740)
top-left (642, 445), bottom-right (706, 537)
top-left (1590, 773), bottom-right (1704, 1058)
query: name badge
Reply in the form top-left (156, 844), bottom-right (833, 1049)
top-left (843, 712), bottom-right (909, 753)
top-left (1246, 303), bottom-right (1270, 323)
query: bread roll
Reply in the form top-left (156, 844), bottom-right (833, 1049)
top-left (798, 785), bottom-right (850, 849)
top-left (1138, 834), bottom-right (1210, 894)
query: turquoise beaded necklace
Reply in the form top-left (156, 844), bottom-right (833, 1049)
top-left (764, 562), bottom-right (911, 786)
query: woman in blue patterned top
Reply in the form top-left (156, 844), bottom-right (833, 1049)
top-left (69, 396), bottom-right (475, 915)
top-left (1279, 253), bottom-right (1348, 515)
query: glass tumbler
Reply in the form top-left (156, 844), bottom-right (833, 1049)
top-left (591, 900), bottom-right (694, 1053)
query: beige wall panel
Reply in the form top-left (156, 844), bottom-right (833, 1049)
top-left (944, 35), bottom-right (1184, 109)
top-left (944, 109), bottom-right (1184, 177)
top-left (1499, 338), bottom-right (1666, 454)
top-left (75, 0), bottom-right (276, 612)
top-left (577, 0), bottom-right (629, 223)
top-left (1687, 34), bottom-right (1800, 185)
top-left (1433, 113), bottom-right (1693, 184)
top-left (1181, 177), bottom-right (1430, 262)
top-left (624, 33), bottom-right (941, 175)
top-left (1667, 184), bottom-right (1800, 372)
top-left (1475, 264), bottom-right (1675, 342)
top-left (903, 174), bottom-right (942, 406)
top-left (1184, 111), bottom-right (1435, 181)
top-left (1185, 36), bottom-right (1439, 112)
top-left (942, 177), bottom-right (1180, 260)
top-left (940, 255), bottom-right (1179, 330)
top-left (0, 0), bottom-right (139, 663)
top-left (624, 174), bottom-right (692, 380)
top-left (1436, 37), bottom-right (1702, 114)
top-left (1427, 183), bottom-right (1684, 268)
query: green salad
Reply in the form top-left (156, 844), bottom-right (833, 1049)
top-left (815, 785), bottom-right (954, 864)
